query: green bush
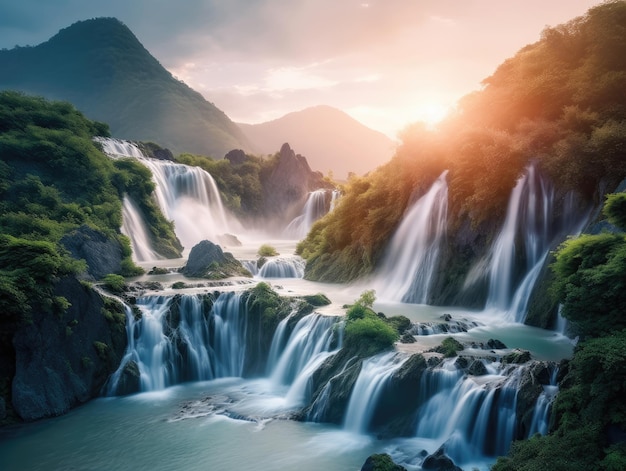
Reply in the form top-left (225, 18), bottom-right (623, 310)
top-left (102, 274), bottom-right (126, 294)
top-left (343, 291), bottom-right (398, 356)
top-left (257, 244), bottom-right (279, 257)
top-left (551, 232), bottom-right (626, 337)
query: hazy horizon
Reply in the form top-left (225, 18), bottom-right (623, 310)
top-left (0, 0), bottom-right (602, 137)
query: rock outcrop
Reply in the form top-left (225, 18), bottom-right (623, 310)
top-left (61, 225), bottom-right (124, 280)
top-left (261, 143), bottom-right (333, 220)
top-left (11, 277), bottom-right (127, 421)
top-left (361, 453), bottom-right (407, 471)
top-left (182, 240), bottom-right (251, 279)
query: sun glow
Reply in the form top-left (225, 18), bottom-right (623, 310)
top-left (411, 101), bottom-right (451, 127)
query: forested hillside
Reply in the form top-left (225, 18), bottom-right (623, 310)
top-left (297, 1), bottom-right (626, 287)
top-left (0, 91), bottom-right (182, 421)
top-left (0, 18), bottom-right (251, 158)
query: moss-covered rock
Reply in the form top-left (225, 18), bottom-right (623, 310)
top-left (182, 240), bottom-right (251, 279)
top-left (301, 293), bottom-right (332, 307)
top-left (503, 349), bottom-right (532, 365)
top-left (361, 453), bottom-right (407, 471)
top-left (433, 337), bottom-right (464, 357)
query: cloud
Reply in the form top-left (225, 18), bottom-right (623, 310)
top-left (0, 0), bottom-right (604, 136)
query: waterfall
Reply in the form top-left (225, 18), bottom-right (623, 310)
top-left (486, 165), bottom-right (553, 316)
top-left (330, 189), bottom-right (341, 211)
top-left (484, 164), bottom-right (590, 322)
top-left (374, 171), bottom-right (448, 303)
top-left (270, 314), bottom-right (339, 386)
top-left (257, 257), bottom-right (305, 278)
top-left (210, 292), bottom-right (249, 378)
top-left (415, 363), bottom-right (523, 463)
top-left (95, 137), bottom-right (145, 158)
top-left (139, 158), bottom-right (234, 250)
top-left (528, 367), bottom-right (559, 437)
top-left (106, 293), bottom-right (341, 398)
top-left (106, 292), bottom-right (249, 393)
top-left (284, 190), bottom-right (330, 239)
top-left (121, 197), bottom-right (163, 262)
top-left (343, 352), bottom-right (409, 433)
top-left (96, 137), bottom-right (237, 251)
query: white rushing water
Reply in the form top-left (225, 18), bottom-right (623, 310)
top-left (284, 189), bottom-right (331, 239)
top-left (374, 171), bottom-right (448, 303)
top-left (121, 196), bottom-right (164, 262)
top-left (97, 137), bottom-right (241, 257)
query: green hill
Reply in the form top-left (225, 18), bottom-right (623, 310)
top-left (0, 17), bottom-right (251, 158)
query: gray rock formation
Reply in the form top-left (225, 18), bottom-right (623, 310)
top-left (361, 453), bottom-right (407, 471)
top-left (182, 240), bottom-right (251, 279)
top-left (61, 225), bottom-right (124, 280)
top-left (11, 277), bottom-right (127, 421)
top-left (262, 143), bottom-right (333, 220)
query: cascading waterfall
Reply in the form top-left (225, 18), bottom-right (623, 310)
top-left (486, 165), bottom-right (552, 318)
top-left (484, 164), bottom-right (590, 322)
top-left (139, 158), bottom-right (234, 250)
top-left (284, 189), bottom-right (330, 239)
top-left (257, 257), bottom-right (306, 278)
top-left (96, 137), bottom-right (238, 252)
top-left (121, 196), bottom-right (163, 262)
top-left (95, 137), bottom-right (145, 159)
top-left (343, 352), bottom-right (409, 433)
top-left (106, 293), bottom-right (341, 399)
top-left (527, 367), bottom-right (559, 437)
top-left (374, 171), bottom-right (449, 303)
top-left (415, 363), bottom-right (523, 464)
top-left (106, 292), bottom-right (248, 393)
top-left (270, 314), bottom-right (339, 386)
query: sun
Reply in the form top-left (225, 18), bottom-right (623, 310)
top-left (412, 101), bottom-right (451, 127)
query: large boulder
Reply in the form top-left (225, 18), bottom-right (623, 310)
top-left (182, 240), bottom-right (251, 279)
top-left (11, 277), bottom-right (127, 421)
top-left (61, 225), bottom-right (124, 280)
top-left (422, 447), bottom-right (462, 471)
top-left (361, 454), bottom-right (407, 471)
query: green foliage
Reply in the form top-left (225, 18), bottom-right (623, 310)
top-left (298, 2), bottom-right (626, 284)
top-left (604, 193), bottom-right (626, 230)
top-left (344, 291), bottom-right (398, 357)
top-left (0, 234), bottom-right (85, 323)
top-left (257, 244), bottom-right (279, 257)
top-left (551, 232), bottom-right (626, 337)
top-left (102, 274), bottom-right (126, 294)
top-left (177, 152), bottom-right (270, 216)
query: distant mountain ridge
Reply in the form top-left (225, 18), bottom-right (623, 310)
top-left (0, 17), bottom-right (250, 157)
top-left (239, 105), bottom-right (396, 179)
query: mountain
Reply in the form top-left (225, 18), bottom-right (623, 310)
top-left (238, 105), bottom-right (396, 179)
top-left (0, 17), bottom-right (250, 158)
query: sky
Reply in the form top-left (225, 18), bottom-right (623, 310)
top-left (0, 0), bottom-right (604, 138)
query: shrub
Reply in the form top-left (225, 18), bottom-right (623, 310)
top-left (257, 244), bottom-right (279, 257)
top-left (102, 274), bottom-right (126, 294)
